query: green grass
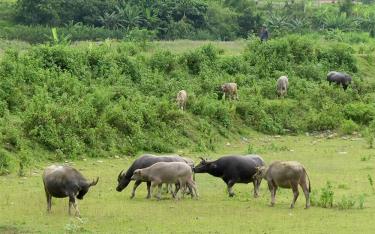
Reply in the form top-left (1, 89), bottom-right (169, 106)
top-left (1, 134), bottom-right (374, 233)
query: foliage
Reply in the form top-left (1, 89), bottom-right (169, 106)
top-left (319, 181), bottom-right (334, 208)
top-left (0, 34), bottom-right (374, 168)
top-left (1, 1), bottom-right (374, 41)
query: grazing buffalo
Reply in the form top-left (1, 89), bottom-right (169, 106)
top-left (194, 155), bottom-right (265, 197)
top-left (220, 83), bottom-right (238, 100)
top-left (131, 162), bottom-right (198, 200)
top-left (176, 90), bottom-right (188, 111)
top-left (253, 161), bottom-right (311, 209)
top-left (116, 154), bottom-right (193, 198)
top-left (276, 76), bottom-right (289, 97)
top-left (327, 71), bottom-right (352, 90)
top-left (42, 165), bottom-right (99, 216)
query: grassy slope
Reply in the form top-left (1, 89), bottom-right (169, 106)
top-left (0, 134), bottom-right (374, 233)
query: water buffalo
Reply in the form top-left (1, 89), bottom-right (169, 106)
top-left (42, 165), bottom-right (99, 216)
top-left (327, 71), bottom-right (352, 90)
top-left (176, 90), bottom-right (188, 111)
top-left (131, 162), bottom-right (198, 200)
top-left (253, 161), bottom-right (311, 209)
top-left (220, 83), bottom-right (238, 100)
top-left (116, 154), bottom-right (193, 198)
top-left (194, 155), bottom-right (265, 197)
top-left (276, 76), bottom-right (289, 97)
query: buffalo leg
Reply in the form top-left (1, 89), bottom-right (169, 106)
top-left (45, 190), bottom-right (52, 213)
top-left (173, 182), bottom-right (181, 199)
top-left (149, 182), bottom-right (157, 199)
top-left (68, 195), bottom-right (80, 216)
top-left (146, 181), bottom-right (151, 199)
top-left (268, 181), bottom-right (277, 206)
top-left (187, 180), bottom-right (198, 198)
top-left (253, 180), bottom-right (261, 198)
top-left (156, 184), bottom-right (163, 200)
top-left (227, 181), bottom-right (235, 197)
top-left (302, 183), bottom-right (310, 209)
top-left (130, 180), bottom-right (142, 199)
top-left (291, 183), bottom-right (299, 209)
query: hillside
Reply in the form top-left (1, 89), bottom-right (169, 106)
top-left (1, 33), bottom-right (375, 174)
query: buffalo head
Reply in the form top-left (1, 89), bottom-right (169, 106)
top-left (193, 157), bottom-right (217, 173)
top-left (130, 169), bottom-right (146, 181)
top-left (253, 166), bottom-right (267, 181)
top-left (77, 177), bottom-right (99, 200)
top-left (116, 170), bottom-right (131, 192)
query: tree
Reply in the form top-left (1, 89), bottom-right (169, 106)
top-left (237, 8), bottom-right (262, 38)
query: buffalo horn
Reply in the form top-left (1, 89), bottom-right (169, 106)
top-left (90, 177), bottom-right (99, 186)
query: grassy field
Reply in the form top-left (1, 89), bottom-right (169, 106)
top-left (1, 134), bottom-right (374, 233)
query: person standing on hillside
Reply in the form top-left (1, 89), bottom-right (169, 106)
top-left (260, 25), bottom-right (269, 42)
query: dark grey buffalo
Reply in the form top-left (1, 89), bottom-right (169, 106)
top-left (327, 71), bottom-right (352, 90)
top-left (116, 154), bottom-right (192, 198)
top-left (42, 165), bottom-right (99, 216)
top-left (194, 155), bottom-right (265, 197)
top-left (253, 161), bottom-right (311, 209)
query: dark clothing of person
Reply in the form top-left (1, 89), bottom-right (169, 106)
top-left (260, 28), bottom-right (269, 42)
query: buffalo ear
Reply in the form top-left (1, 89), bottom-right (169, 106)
top-left (255, 166), bottom-right (263, 174)
top-left (134, 169), bottom-right (142, 175)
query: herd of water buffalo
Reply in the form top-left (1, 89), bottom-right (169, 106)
top-left (41, 70), bottom-right (350, 217)
top-left (42, 154), bottom-right (311, 217)
top-left (176, 71), bottom-right (351, 110)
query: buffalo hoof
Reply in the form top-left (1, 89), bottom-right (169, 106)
top-left (130, 194), bottom-right (135, 199)
top-left (146, 195), bottom-right (151, 199)
top-left (305, 205), bottom-right (310, 209)
top-left (229, 193), bottom-right (235, 197)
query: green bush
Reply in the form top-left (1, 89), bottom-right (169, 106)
top-left (344, 103), bottom-right (375, 125)
top-left (337, 195), bottom-right (356, 210)
top-left (319, 181), bottom-right (335, 208)
top-left (340, 119), bottom-right (359, 135)
top-left (149, 50), bottom-right (176, 74)
top-left (317, 43), bottom-right (358, 72)
top-left (0, 149), bottom-right (12, 175)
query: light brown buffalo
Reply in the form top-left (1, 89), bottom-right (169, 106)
top-left (276, 76), bottom-right (288, 97)
top-left (176, 90), bottom-right (188, 111)
top-left (131, 162), bottom-right (198, 200)
top-left (221, 83), bottom-right (238, 100)
top-left (254, 161), bottom-right (311, 209)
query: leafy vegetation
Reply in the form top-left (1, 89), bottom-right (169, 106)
top-left (1, 1), bottom-right (375, 42)
top-left (0, 33), bottom-right (375, 171)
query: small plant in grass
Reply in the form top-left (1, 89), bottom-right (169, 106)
top-left (64, 218), bottom-right (88, 233)
top-left (247, 144), bottom-right (256, 154)
top-left (358, 194), bottom-right (365, 209)
top-left (319, 181), bottom-right (334, 208)
top-left (368, 174), bottom-right (374, 193)
top-left (309, 190), bottom-right (319, 207)
top-left (337, 195), bottom-right (356, 210)
top-left (360, 155), bottom-right (372, 161)
top-left (337, 184), bottom-right (350, 190)
top-left (363, 127), bottom-right (375, 149)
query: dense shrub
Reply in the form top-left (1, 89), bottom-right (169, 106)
top-left (344, 103), bottom-right (375, 125)
top-left (0, 35), bottom-right (371, 167)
